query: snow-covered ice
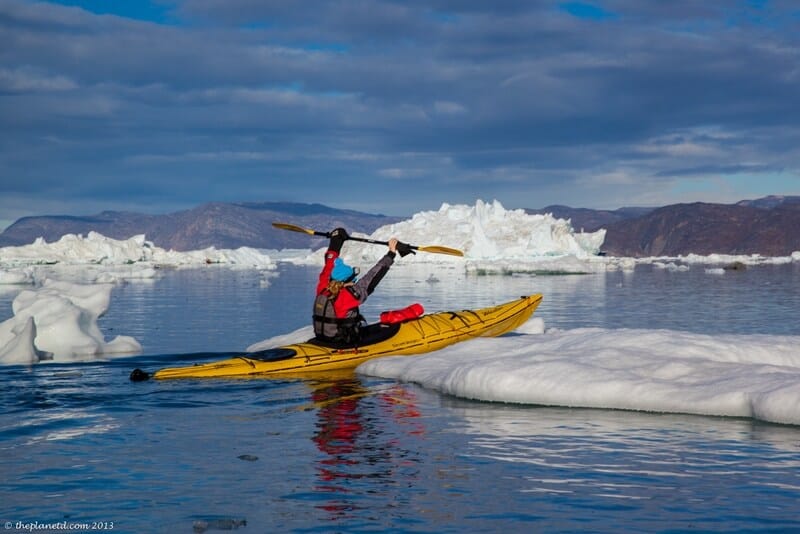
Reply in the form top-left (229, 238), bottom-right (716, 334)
top-left (287, 199), bottom-right (609, 273)
top-left (0, 231), bottom-right (277, 282)
top-left (0, 280), bottom-right (141, 365)
top-left (365, 199), bottom-right (606, 261)
top-left (359, 326), bottom-right (800, 426)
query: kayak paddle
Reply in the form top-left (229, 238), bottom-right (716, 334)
top-left (272, 222), bottom-right (464, 257)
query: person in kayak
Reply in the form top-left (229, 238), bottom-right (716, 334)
top-left (313, 227), bottom-right (412, 344)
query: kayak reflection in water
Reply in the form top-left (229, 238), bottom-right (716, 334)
top-left (313, 227), bottom-right (414, 345)
top-left (310, 377), bottom-right (425, 520)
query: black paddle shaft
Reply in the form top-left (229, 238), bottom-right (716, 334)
top-left (272, 222), bottom-right (463, 256)
top-left (313, 230), bottom-right (419, 251)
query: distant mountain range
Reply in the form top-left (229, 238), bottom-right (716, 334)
top-left (1, 196), bottom-right (799, 257)
top-left (0, 202), bottom-right (402, 251)
top-left (529, 195), bottom-right (800, 256)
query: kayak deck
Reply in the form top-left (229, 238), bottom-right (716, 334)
top-left (150, 294), bottom-right (542, 379)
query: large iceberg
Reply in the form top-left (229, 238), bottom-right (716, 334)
top-left (292, 199), bottom-right (609, 274)
top-left (367, 199), bottom-right (605, 260)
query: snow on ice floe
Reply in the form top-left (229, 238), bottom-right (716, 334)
top-left (359, 327), bottom-right (800, 426)
top-left (0, 231), bottom-right (277, 284)
top-left (0, 280), bottom-right (141, 365)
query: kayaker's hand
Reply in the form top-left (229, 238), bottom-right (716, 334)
top-left (388, 238), bottom-right (398, 253)
top-left (396, 241), bottom-right (415, 257)
top-left (329, 227), bottom-right (349, 253)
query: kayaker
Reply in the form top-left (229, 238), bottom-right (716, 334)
top-left (313, 227), bottom-right (412, 344)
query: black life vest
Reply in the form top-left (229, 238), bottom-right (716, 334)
top-left (312, 289), bottom-right (364, 344)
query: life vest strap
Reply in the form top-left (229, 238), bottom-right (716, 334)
top-left (312, 314), bottom-right (362, 326)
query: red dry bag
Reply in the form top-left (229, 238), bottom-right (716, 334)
top-left (380, 303), bottom-right (424, 324)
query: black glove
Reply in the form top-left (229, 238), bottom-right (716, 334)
top-left (396, 242), bottom-right (415, 257)
top-left (328, 227), bottom-right (349, 253)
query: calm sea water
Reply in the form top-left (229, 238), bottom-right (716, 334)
top-left (1, 262), bottom-right (799, 533)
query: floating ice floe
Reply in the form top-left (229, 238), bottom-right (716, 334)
top-left (638, 252), bottom-right (798, 268)
top-left (0, 280), bottom-right (141, 365)
top-left (653, 261), bottom-right (690, 272)
top-left (0, 231), bottom-right (277, 284)
top-left (0, 232), bottom-right (148, 266)
top-left (0, 231), bottom-right (276, 268)
top-left (359, 326), bottom-right (800, 426)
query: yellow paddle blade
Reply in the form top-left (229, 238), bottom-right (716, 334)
top-left (417, 245), bottom-right (464, 257)
top-left (271, 222), bottom-right (316, 235)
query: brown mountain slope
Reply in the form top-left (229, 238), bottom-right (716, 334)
top-left (602, 202), bottom-right (800, 257)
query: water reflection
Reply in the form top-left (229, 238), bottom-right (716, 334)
top-left (308, 377), bottom-right (425, 521)
top-left (440, 400), bottom-right (800, 529)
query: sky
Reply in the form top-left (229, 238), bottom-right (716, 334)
top-left (1, 0), bottom-right (799, 227)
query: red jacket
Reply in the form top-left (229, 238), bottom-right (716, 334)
top-left (314, 249), bottom-right (394, 340)
top-left (316, 250), bottom-right (362, 318)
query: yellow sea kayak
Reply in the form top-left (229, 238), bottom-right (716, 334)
top-left (132, 294), bottom-right (542, 380)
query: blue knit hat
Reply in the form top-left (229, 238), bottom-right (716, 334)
top-left (331, 258), bottom-right (357, 282)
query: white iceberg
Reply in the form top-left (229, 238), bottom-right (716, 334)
top-left (288, 199), bottom-right (609, 274)
top-left (0, 232), bottom-right (154, 265)
top-left (352, 199), bottom-right (605, 262)
top-left (0, 279), bottom-right (141, 365)
top-left (0, 231), bottom-right (277, 269)
top-left (0, 231), bottom-right (278, 283)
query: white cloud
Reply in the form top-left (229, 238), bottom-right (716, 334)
top-left (0, 68), bottom-right (77, 92)
top-left (434, 100), bottom-right (467, 115)
top-left (1, 0), bottom-right (799, 218)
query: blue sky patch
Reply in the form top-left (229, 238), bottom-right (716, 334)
top-left (44, 0), bottom-right (173, 24)
top-left (559, 2), bottom-right (617, 21)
